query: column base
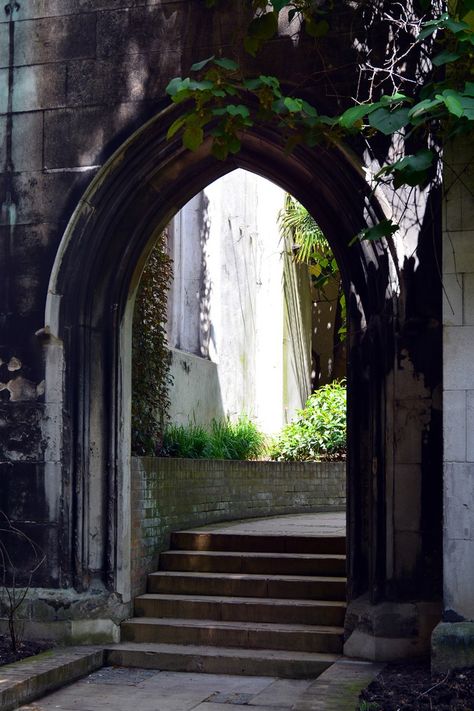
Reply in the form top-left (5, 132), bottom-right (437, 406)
top-left (344, 595), bottom-right (441, 662)
top-left (432, 621), bottom-right (474, 672)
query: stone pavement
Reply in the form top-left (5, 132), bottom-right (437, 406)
top-left (17, 657), bottom-right (381, 711)
top-left (184, 512), bottom-right (346, 538)
top-left (18, 667), bottom-right (315, 711)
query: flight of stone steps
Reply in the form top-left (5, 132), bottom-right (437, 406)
top-left (107, 525), bottom-right (347, 678)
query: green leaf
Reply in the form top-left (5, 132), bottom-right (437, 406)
top-left (432, 50), bottom-right (461, 66)
top-left (259, 75), bottom-right (281, 91)
top-left (183, 124), bottom-right (204, 151)
top-left (190, 56), bottom-right (215, 71)
top-left (211, 138), bottom-right (229, 160)
top-left (226, 104), bottom-right (250, 118)
top-left (301, 100), bottom-right (318, 117)
top-left (393, 149), bottom-right (434, 173)
top-left (244, 77), bottom-right (263, 90)
top-left (338, 102), bottom-right (378, 128)
top-left (442, 90), bottom-right (464, 117)
top-left (188, 79), bottom-right (214, 91)
top-left (227, 135), bottom-right (241, 154)
top-left (464, 81), bottom-right (474, 96)
top-left (445, 18), bottom-right (470, 34)
top-left (408, 97), bottom-right (444, 119)
top-left (379, 92), bottom-right (408, 106)
top-left (284, 97), bottom-right (303, 113)
top-left (166, 77), bottom-right (186, 96)
top-left (458, 95), bottom-right (474, 119)
top-left (166, 115), bottom-right (187, 139)
top-left (357, 219), bottom-right (400, 242)
top-left (369, 107), bottom-right (410, 134)
top-left (214, 57), bottom-right (239, 71)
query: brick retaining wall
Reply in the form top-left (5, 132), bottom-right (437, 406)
top-left (130, 457), bottom-right (346, 597)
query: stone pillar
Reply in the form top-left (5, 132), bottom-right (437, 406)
top-left (432, 139), bottom-right (474, 671)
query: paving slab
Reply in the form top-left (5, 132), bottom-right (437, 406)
top-left (181, 512), bottom-right (346, 537)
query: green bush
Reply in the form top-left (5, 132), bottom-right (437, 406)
top-left (162, 416), bottom-right (266, 460)
top-left (269, 380), bottom-right (346, 461)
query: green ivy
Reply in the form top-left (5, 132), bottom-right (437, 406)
top-left (165, 1), bottom-right (474, 242)
top-left (132, 231), bottom-right (174, 455)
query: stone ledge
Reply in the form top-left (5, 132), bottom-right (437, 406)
top-left (0, 646), bottom-right (103, 711)
top-left (432, 621), bottom-right (474, 673)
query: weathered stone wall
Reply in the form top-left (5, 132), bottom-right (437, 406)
top-left (130, 457), bottom-right (346, 598)
top-left (432, 140), bottom-right (474, 672)
top-left (0, 0), bottom-right (446, 656)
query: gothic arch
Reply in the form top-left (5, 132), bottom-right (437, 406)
top-left (45, 104), bottom-right (398, 603)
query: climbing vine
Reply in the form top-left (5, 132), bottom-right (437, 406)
top-left (166, 0), bottom-right (474, 241)
top-left (132, 231), bottom-right (173, 455)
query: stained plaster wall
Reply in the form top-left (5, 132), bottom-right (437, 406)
top-left (0, 0), bottom-right (446, 654)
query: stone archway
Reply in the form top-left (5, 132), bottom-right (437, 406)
top-left (43, 105), bottom-right (437, 654)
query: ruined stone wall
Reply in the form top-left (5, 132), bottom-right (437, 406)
top-left (130, 457), bottom-right (346, 598)
top-left (0, 0), bottom-right (445, 654)
top-left (431, 140), bottom-right (474, 672)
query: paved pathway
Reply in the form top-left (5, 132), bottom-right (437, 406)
top-left (18, 658), bottom-right (381, 711)
top-left (182, 512), bottom-right (346, 537)
top-left (19, 667), bottom-right (316, 710)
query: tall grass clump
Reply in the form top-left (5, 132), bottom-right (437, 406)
top-left (163, 416), bottom-right (266, 460)
top-left (269, 380), bottom-right (346, 461)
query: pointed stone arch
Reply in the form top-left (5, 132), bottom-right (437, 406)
top-left (45, 105), bottom-right (399, 619)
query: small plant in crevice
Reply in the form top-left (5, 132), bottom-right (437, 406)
top-left (269, 380), bottom-right (346, 462)
top-left (162, 416), bottom-right (267, 460)
top-left (132, 230), bottom-right (174, 456)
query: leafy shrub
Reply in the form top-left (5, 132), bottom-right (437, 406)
top-left (269, 380), bottom-right (346, 461)
top-left (162, 416), bottom-right (266, 460)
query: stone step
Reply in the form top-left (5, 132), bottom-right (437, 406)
top-left (134, 593), bottom-right (347, 626)
top-left (105, 642), bottom-right (339, 679)
top-left (159, 550), bottom-right (346, 576)
top-left (170, 531), bottom-right (346, 555)
top-left (121, 618), bottom-right (344, 653)
top-left (148, 571), bottom-right (347, 601)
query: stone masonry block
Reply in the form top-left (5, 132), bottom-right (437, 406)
top-left (0, 114), bottom-right (5, 166)
top-left (0, 1), bottom-right (127, 22)
top-left (97, 5), bottom-right (186, 58)
top-left (394, 464), bottom-right (421, 533)
top-left (443, 537), bottom-right (474, 620)
top-left (12, 64), bottom-right (67, 113)
top-left (12, 111), bottom-right (44, 172)
top-left (0, 68), bottom-right (8, 113)
top-left (14, 14), bottom-right (96, 66)
top-left (443, 390), bottom-right (466, 462)
top-left (444, 326), bottom-right (474, 390)
top-left (0, 23), bottom-right (8, 68)
top-left (442, 273), bottom-right (463, 326)
top-left (443, 230), bottom-right (474, 275)
top-left (466, 391), bottom-right (474, 462)
top-left (44, 104), bottom-right (139, 169)
top-left (444, 462), bottom-right (474, 542)
top-left (10, 171), bottom-right (93, 226)
top-left (463, 274), bottom-right (474, 325)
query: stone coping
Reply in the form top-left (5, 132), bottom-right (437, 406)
top-left (0, 646), bottom-right (103, 711)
